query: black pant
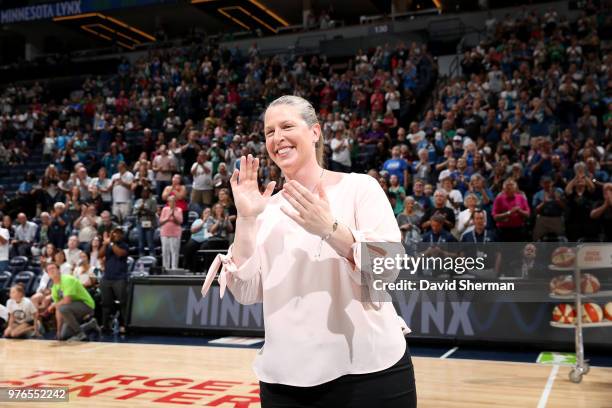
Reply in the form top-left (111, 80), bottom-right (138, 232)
top-left (260, 340), bottom-right (417, 408)
top-left (100, 279), bottom-right (128, 329)
top-left (183, 239), bottom-right (204, 272)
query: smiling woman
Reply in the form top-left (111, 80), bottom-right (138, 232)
top-left (201, 95), bottom-right (417, 408)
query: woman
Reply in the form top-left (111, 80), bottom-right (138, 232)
top-left (159, 195), bottom-right (183, 270)
top-left (216, 187), bottom-right (237, 224)
top-left (201, 95), bottom-right (416, 407)
top-left (397, 196), bottom-right (421, 246)
top-left (329, 130), bottom-right (352, 173)
top-left (31, 243), bottom-right (57, 313)
top-left (204, 203), bottom-right (233, 248)
top-left (39, 176), bottom-right (64, 212)
top-left (102, 143), bottom-right (124, 175)
top-left (74, 204), bottom-right (98, 250)
top-left (161, 174), bottom-right (188, 215)
top-left (65, 185), bottom-right (83, 225)
top-left (183, 207), bottom-right (212, 272)
top-left (456, 193), bottom-right (482, 238)
top-left (565, 168), bottom-right (597, 241)
top-left (73, 251), bottom-right (97, 289)
top-left (388, 174), bottom-right (406, 215)
top-left (54, 250), bottom-right (73, 275)
top-left (38, 242), bottom-right (56, 271)
top-left (132, 161), bottom-right (156, 201)
top-left (90, 167), bottom-right (113, 212)
top-left (492, 179), bottom-right (530, 242)
top-left (262, 165), bottom-right (283, 195)
top-left (89, 236), bottom-right (103, 272)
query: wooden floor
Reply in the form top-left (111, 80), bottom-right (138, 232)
top-left (1, 339), bottom-right (611, 407)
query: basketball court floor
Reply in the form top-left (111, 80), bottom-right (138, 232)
top-left (1, 337), bottom-right (611, 407)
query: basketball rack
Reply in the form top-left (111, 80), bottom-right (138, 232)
top-left (548, 244), bottom-right (612, 383)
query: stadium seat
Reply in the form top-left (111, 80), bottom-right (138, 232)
top-left (0, 270), bottom-right (12, 289)
top-left (188, 211), bottom-right (199, 224)
top-left (11, 271), bottom-right (36, 295)
top-left (9, 256), bottom-right (29, 273)
top-left (130, 269), bottom-right (150, 278)
top-left (31, 275), bottom-right (41, 293)
top-left (126, 256), bottom-right (135, 273)
top-left (128, 226), bottom-right (140, 245)
top-left (125, 215), bottom-right (138, 227)
top-left (133, 256), bottom-right (157, 274)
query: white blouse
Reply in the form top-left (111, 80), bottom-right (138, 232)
top-left (202, 173), bottom-right (409, 387)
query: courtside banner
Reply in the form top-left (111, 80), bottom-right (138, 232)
top-left (128, 242), bottom-right (612, 346)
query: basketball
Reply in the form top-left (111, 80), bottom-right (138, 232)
top-left (551, 304), bottom-right (576, 324)
top-left (549, 275), bottom-right (575, 295)
top-left (604, 302), bottom-right (612, 321)
top-left (580, 274), bottom-right (601, 294)
top-left (582, 303), bottom-right (603, 323)
top-left (551, 247), bottom-right (576, 268)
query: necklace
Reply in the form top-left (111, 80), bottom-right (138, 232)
top-left (311, 168), bottom-right (325, 193)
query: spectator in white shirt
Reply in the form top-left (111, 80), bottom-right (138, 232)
top-left (3, 283), bottom-right (37, 338)
top-left (74, 205), bottom-right (99, 249)
top-left (13, 213), bottom-right (38, 257)
top-left (111, 161), bottom-right (134, 223)
top-left (75, 166), bottom-right (92, 201)
top-left (64, 236), bottom-right (83, 269)
top-left (72, 252), bottom-right (97, 289)
top-left (89, 167), bottom-right (113, 212)
top-left (56, 245), bottom-right (74, 275)
top-left (329, 130), bottom-right (352, 173)
top-left (191, 150), bottom-right (214, 208)
top-left (0, 225), bottom-right (9, 272)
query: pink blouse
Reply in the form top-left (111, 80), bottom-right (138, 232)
top-left (202, 172), bottom-right (409, 387)
top-left (492, 192), bottom-right (530, 228)
top-left (159, 206), bottom-right (183, 237)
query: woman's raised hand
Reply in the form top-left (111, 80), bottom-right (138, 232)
top-left (230, 154), bottom-right (275, 218)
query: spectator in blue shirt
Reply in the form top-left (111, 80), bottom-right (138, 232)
top-left (382, 146), bottom-right (410, 189)
top-left (421, 214), bottom-right (457, 243)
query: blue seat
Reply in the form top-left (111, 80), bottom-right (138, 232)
top-left (133, 256), bottom-right (157, 274)
top-left (11, 271), bottom-right (36, 294)
top-left (0, 271), bottom-right (12, 289)
top-left (9, 256), bottom-right (29, 273)
top-left (126, 256), bottom-right (135, 272)
top-left (128, 227), bottom-right (140, 246)
top-left (188, 211), bottom-right (199, 224)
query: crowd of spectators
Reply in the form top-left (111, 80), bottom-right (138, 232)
top-left (385, 7), bottom-right (611, 245)
top-left (0, 30), bottom-right (436, 338)
top-left (0, 6), bottom-right (611, 339)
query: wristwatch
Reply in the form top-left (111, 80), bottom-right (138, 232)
top-left (322, 220), bottom-right (338, 241)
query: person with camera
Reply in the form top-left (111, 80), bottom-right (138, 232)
top-left (99, 227), bottom-right (129, 334)
top-left (133, 187), bottom-right (158, 257)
